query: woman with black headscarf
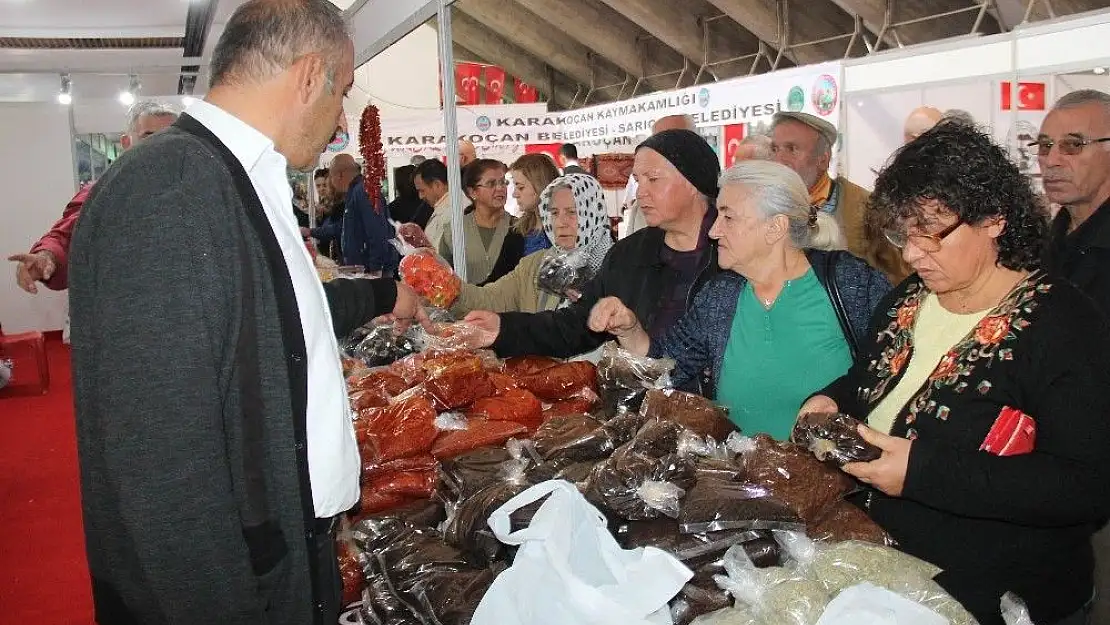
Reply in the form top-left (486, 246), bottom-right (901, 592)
top-left (464, 129), bottom-right (721, 357)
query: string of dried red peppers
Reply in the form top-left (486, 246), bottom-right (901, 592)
top-left (359, 103), bottom-right (386, 213)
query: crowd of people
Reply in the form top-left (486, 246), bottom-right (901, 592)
top-left (7, 0), bottom-right (1110, 624)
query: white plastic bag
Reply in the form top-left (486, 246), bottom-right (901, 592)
top-left (815, 582), bottom-right (949, 625)
top-left (1001, 592), bottom-right (1035, 625)
top-left (471, 480), bottom-right (694, 625)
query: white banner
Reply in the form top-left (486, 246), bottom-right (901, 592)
top-left (366, 63), bottom-right (843, 158)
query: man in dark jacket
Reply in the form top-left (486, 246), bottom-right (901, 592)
top-left (332, 153), bottom-right (400, 276)
top-left (68, 2), bottom-right (426, 624)
top-left (1038, 88), bottom-right (1110, 625)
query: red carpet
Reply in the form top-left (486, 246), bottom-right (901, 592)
top-left (0, 338), bottom-right (96, 624)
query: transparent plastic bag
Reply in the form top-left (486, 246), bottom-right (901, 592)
top-left (536, 247), bottom-right (595, 299)
top-left (806, 500), bottom-right (894, 546)
top-left (582, 447), bottom-right (697, 521)
top-left (1001, 592), bottom-right (1035, 625)
top-left (391, 221), bottom-right (434, 255)
top-left (679, 479), bottom-right (805, 534)
top-left (355, 396), bottom-right (440, 464)
top-left (791, 412), bottom-right (882, 466)
top-left (515, 360), bottom-right (598, 403)
top-left (348, 320), bottom-right (420, 367)
top-left (443, 445), bottom-right (534, 565)
top-left (886, 576), bottom-right (979, 625)
top-left (640, 388), bottom-right (735, 442)
top-left (713, 544), bottom-right (830, 625)
top-left (774, 530), bottom-right (941, 594)
top-left (596, 341), bottom-right (675, 412)
top-left (413, 322), bottom-right (488, 353)
top-left (435, 412), bottom-right (469, 432)
top-left (742, 434), bottom-right (855, 524)
top-left (399, 249), bottom-right (462, 309)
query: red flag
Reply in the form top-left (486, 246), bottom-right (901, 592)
top-left (455, 62), bottom-right (482, 106)
top-left (1001, 82), bottom-right (1046, 111)
top-left (515, 78), bottom-right (538, 104)
top-left (485, 66), bottom-right (506, 104)
top-left (525, 143), bottom-right (561, 164)
top-left (723, 124), bottom-right (746, 167)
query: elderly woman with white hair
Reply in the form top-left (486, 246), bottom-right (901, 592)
top-left (589, 160), bottom-right (891, 438)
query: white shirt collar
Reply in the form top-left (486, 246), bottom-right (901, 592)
top-left (184, 99), bottom-right (285, 173)
top-left (565, 159), bottom-right (579, 167)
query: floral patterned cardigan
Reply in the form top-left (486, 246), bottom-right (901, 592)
top-left (817, 271), bottom-right (1110, 625)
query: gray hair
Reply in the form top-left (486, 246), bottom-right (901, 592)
top-left (1052, 89), bottom-right (1110, 118)
top-left (940, 108), bottom-right (976, 127)
top-left (737, 134), bottom-right (773, 160)
top-left (126, 100), bottom-right (178, 135)
top-left (718, 160), bottom-right (842, 251)
top-left (209, 0), bottom-right (350, 89)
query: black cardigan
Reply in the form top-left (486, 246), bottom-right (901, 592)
top-left (493, 214), bottom-right (720, 358)
top-left (819, 272), bottom-right (1110, 624)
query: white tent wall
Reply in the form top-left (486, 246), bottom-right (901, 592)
top-left (0, 103), bottom-right (76, 333)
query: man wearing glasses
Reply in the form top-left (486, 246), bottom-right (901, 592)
top-left (1039, 90), bottom-right (1110, 315)
top-left (1037, 88), bottom-right (1110, 625)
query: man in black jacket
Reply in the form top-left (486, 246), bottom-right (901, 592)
top-left (1039, 88), bottom-right (1110, 625)
top-left (68, 2), bottom-right (426, 624)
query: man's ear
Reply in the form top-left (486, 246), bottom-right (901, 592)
top-left (289, 53), bottom-right (328, 105)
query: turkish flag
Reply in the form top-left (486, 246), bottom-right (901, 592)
top-left (1001, 82), bottom-right (1046, 111)
top-left (515, 78), bottom-right (538, 104)
top-left (456, 62), bottom-right (482, 106)
top-left (525, 143), bottom-right (562, 165)
top-left (723, 124), bottom-right (746, 167)
top-left (485, 66), bottom-right (506, 104)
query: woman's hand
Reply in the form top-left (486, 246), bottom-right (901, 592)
top-left (588, 297), bottom-right (650, 354)
top-left (374, 282), bottom-right (431, 333)
top-left (462, 310), bottom-right (501, 349)
top-left (797, 395), bottom-right (840, 421)
top-left (842, 425), bottom-right (912, 497)
top-left (588, 297), bottom-right (640, 337)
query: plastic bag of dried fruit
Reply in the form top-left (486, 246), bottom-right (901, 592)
top-left (390, 220), bottom-right (434, 254)
top-left (790, 412), bottom-right (881, 467)
top-left (596, 341), bottom-right (675, 412)
top-left (399, 249), bottom-right (462, 309)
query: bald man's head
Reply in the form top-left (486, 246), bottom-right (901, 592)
top-left (903, 106), bottom-right (943, 144)
top-left (459, 140), bottom-right (477, 167)
top-left (328, 154), bottom-right (359, 194)
top-left (653, 115), bottom-right (696, 134)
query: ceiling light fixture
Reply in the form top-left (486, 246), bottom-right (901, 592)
top-left (119, 74), bottom-right (140, 106)
top-left (57, 73), bottom-right (72, 105)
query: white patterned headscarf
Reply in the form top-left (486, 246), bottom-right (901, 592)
top-left (539, 173), bottom-right (613, 274)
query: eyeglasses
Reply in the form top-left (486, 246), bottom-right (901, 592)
top-left (883, 220), bottom-right (964, 253)
top-left (474, 178), bottom-right (509, 190)
top-left (1028, 135), bottom-right (1110, 156)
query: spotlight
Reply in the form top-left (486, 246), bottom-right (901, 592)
top-left (119, 74), bottom-right (140, 106)
top-left (57, 73), bottom-right (72, 105)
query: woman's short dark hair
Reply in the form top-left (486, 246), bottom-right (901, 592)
top-left (393, 165), bottom-right (418, 200)
top-left (462, 159), bottom-right (507, 191)
top-left (869, 121), bottom-right (1047, 271)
